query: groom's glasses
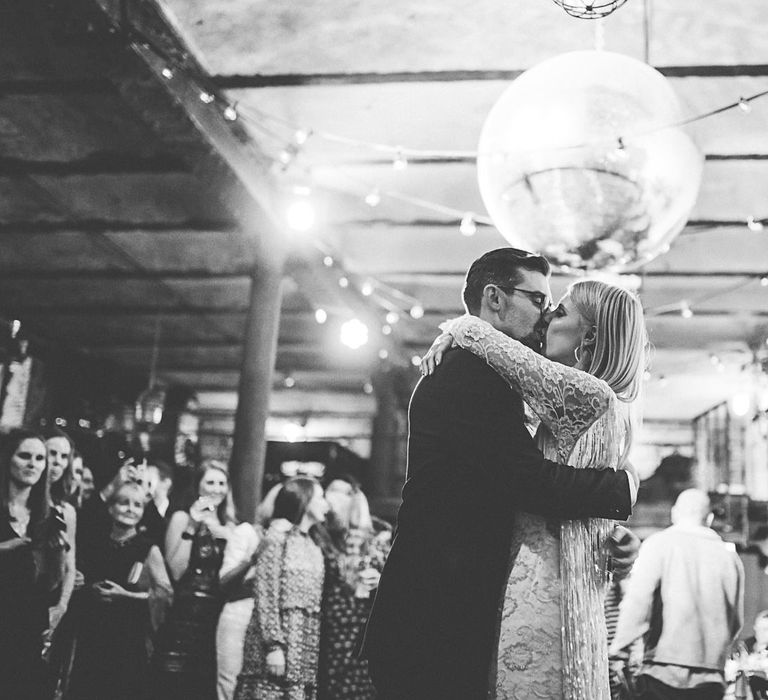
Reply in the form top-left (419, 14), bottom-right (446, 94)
top-left (500, 286), bottom-right (555, 315)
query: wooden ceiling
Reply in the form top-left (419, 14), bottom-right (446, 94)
top-left (2, 0), bottom-right (768, 440)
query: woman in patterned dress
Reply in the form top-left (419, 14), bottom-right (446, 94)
top-left (423, 279), bottom-right (648, 700)
top-left (317, 477), bottom-right (391, 700)
top-left (235, 477), bottom-right (329, 700)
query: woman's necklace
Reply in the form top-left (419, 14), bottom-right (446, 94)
top-left (110, 528), bottom-right (137, 546)
top-left (8, 501), bottom-right (30, 538)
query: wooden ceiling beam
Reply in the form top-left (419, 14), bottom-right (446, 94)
top-left (0, 154), bottom-right (188, 176)
top-left (211, 64), bottom-right (768, 89)
top-left (0, 219), bottom-right (236, 234)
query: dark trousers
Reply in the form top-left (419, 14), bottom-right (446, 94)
top-left (367, 654), bottom-right (489, 700)
top-left (636, 675), bottom-right (723, 700)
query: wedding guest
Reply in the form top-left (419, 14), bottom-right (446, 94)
top-left (43, 428), bottom-right (79, 697)
top-left (216, 519), bottom-right (264, 700)
top-left (145, 459), bottom-right (174, 519)
top-left (0, 429), bottom-right (67, 700)
top-left (68, 480), bottom-right (172, 700)
top-left (80, 465), bottom-right (96, 505)
top-left (235, 477), bottom-right (329, 700)
top-left (153, 461), bottom-right (236, 700)
top-left (318, 476), bottom-right (389, 700)
top-left (610, 489), bottom-right (744, 700)
top-left (44, 428), bottom-right (77, 639)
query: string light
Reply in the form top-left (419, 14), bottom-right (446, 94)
top-left (381, 324), bottom-right (392, 335)
top-left (710, 353), bottom-right (721, 366)
top-left (761, 276), bottom-right (768, 287)
top-left (283, 376), bottom-right (296, 388)
top-left (364, 188), bottom-right (381, 207)
top-left (411, 355), bottom-right (422, 367)
top-left (738, 97), bottom-right (752, 113)
top-left (294, 129), bottom-right (311, 145)
top-left (386, 312), bottom-right (400, 325)
top-left (285, 194), bottom-right (316, 232)
top-left (161, 67), bottom-right (174, 79)
top-left (199, 91), bottom-right (215, 104)
top-left (340, 319), bottom-right (368, 349)
top-left (314, 308), bottom-right (327, 324)
top-left (748, 216), bottom-right (765, 232)
top-left (338, 276), bottom-right (349, 288)
top-left (459, 213), bottom-right (478, 237)
top-left (393, 149), bottom-right (408, 171)
top-left (643, 370), bottom-right (651, 381)
top-left (361, 281), bottom-right (374, 296)
top-left (680, 301), bottom-right (693, 319)
top-left (410, 305), bottom-right (424, 319)
top-left (363, 382), bottom-right (374, 395)
top-left (323, 256), bottom-right (334, 267)
top-left (378, 348), bottom-right (389, 359)
top-left (223, 104), bottom-right (238, 121)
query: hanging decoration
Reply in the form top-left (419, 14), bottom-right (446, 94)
top-left (477, 50), bottom-right (703, 272)
top-left (134, 318), bottom-right (166, 426)
top-left (551, 0), bottom-right (628, 19)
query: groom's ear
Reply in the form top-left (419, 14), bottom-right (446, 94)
top-left (483, 284), bottom-right (503, 311)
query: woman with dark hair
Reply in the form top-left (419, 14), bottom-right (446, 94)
top-left (317, 476), bottom-right (390, 700)
top-left (68, 480), bottom-right (172, 700)
top-left (42, 427), bottom-right (78, 694)
top-left (0, 428), bottom-right (67, 699)
top-left (235, 477), bottom-right (329, 700)
top-left (153, 461), bottom-right (236, 700)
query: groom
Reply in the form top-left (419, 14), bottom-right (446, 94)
top-left (360, 247), bottom-right (638, 700)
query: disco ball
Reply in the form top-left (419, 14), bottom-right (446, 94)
top-left (477, 51), bottom-right (703, 272)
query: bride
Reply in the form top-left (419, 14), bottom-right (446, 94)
top-left (422, 279), bottom-right (648, 699)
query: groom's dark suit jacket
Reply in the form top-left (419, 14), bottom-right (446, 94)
top-left (360, 348), bottom-right (631, 699)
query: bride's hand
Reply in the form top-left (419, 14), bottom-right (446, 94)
top-left (420, 333), bottom-right (454, 376)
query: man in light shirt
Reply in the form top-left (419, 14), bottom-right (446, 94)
top-left (610, 488), bottom-right (744, 700)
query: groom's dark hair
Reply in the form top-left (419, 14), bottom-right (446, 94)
top-left (462, 247), bottom-right (550, 315)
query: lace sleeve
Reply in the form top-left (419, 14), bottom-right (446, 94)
top-left (442, 315), bottom-right (612, 454)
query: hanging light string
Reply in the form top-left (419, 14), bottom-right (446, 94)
top-left (645, 275), bottom-right (762, 317)
top-left (232, 85), bottom-right (768, 162)
top-left (115, 23), bottom-right (768, 331)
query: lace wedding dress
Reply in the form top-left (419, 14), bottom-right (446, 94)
top-left (443, 316), bottom-right (628, 700)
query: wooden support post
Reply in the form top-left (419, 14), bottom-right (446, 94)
top-left (229, 260), bottom-right (284, 521)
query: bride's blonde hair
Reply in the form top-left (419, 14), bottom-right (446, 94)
top-left (569, 279), bottom-right (649, 402)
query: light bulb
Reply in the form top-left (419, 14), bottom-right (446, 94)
top-left (378, 348), bottom-right (389, 360)
top-left (338, 276), bottom-right (349, 288)
top-left (731, 392), bottom-right (751, 417)
top-left (393, 150), bottom-right (408, 171)
top-left (284, 376), bottom-right (296, 388)
top-left (286, 198), bottom-right (316, 232)
top-left (361, 281), bottom-right (374, 296)
top-left (294, 129), bottom-right (310, 145)
top-left (411, 355), bottom-right (422, 367)
top-left (363, 382), bottom-right (374, 395)
top-left (199, 91), bottom-right (215, 104)
top-left (161, 67), bottom-right (174, 79)
top-left (748, 216), bottom-right (764, 232)
top-left (386, 312), bottom-right (400, 325)
top-left (680, 302), bottom-right (693, 319)
top-left (314, 309), bottom-right (327, 324)
top-left (223, 105), bottom-right (238, 121)
top-left (340, 319), bottom-right (368, 349)
top-left (738, 97), bottom-right (752, 113)
top-left (365, 189), bottom-right (381, 207)
top-left (761, 276), bottom-right (768, 287)
top-left (381, 324), bottom-right (392, 336)
top-left (323, 256), bottom-right (334, 267)
top-left (409, 305), bottom-right (424, 319)
top-left (459, 213), bottom-right (477, 237)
